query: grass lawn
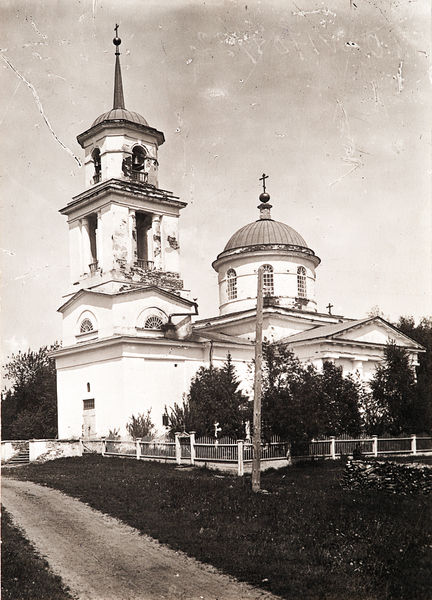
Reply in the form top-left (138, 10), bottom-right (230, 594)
top-left (6, 456), bottom-right (432, 600)
top-left (1, 508), bottom-right (74, 600)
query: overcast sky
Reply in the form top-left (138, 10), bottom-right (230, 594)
top-left (1, 0), bottom-right (431, 361)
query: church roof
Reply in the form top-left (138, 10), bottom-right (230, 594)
top-left (224, 219), bottom-right (309, 251)
top-left (277, 316), bottom-right (425, 349)
top-left (91, 109), bottom-right (149, 128)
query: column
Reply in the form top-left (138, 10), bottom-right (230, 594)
top-left (190, 432), bottom-right (196, 466)
top-left (237, 440), bottom-right (244, 476)
top-left (81, 217), bottom-right (91, 274)
top-left (152, 215), bottom-right (161, 269)
top-left (129, 211), bottom-right (137, 264)
top-left (96, 211), bottom-right (103, 271)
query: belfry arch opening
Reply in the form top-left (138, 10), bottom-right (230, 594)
top-left (92, 148), bottom-right (101, 183)
top-left (131, 146), bottom-right (147, 183)
top-left (136, 212), bottom-right (153, 269)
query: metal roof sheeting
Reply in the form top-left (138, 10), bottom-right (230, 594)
top-left (92, 109), bottom-right (149, 127)
top-left (224, 219), bottom-right (308, 251)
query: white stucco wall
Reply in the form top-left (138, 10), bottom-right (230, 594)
top-left (55, 338), bottom-right (252, 439)
top-left (81, 128), bottom-right (160, 189)
top-left (214, 252), bottom-right (318, 315)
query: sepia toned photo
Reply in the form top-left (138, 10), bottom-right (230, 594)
top-left (1, 2), bottom-right (431, 599)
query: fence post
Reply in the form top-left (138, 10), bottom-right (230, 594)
top-left (372, 435), bottom-right (378, 457)
top-left (79, 437), bottom-right (84, 457)
top-left (411, 434), bottom-right (417, 455)
top-left (175, 432), bottom-right (181, 465)
top-left (190, 431), bottom-right (196, 466)
top-left (136, 438), bottom-right (142, 460)
top-left (237, 440), bottom-right (244, 476)
top-left (101, 437), bottom-right (106, 457)
top-left (330, 436), bottom-right (336, 460)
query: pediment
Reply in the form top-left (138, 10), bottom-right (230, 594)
top-left (335, 319), bottom-right (421, 348)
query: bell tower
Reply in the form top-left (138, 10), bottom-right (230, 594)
top-left (60, 27), bottom-right (186, 296)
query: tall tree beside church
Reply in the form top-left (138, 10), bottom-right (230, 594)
top-left (1, 344), bottom-right (59, 440)
top-left (396, 316), bottom-right (432, 432)
top-left (164, 355), bottom-right (250, 438)
top-left (261, 343), bottom-right (362, 444)
top-left (367, 342), bottom-right (418, 435)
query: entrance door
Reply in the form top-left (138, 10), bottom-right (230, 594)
top-left (82, 398), bottom-right (96, 439)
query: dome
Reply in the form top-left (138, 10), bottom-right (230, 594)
top-left (92, 108), bottom-right (149, 128)
top-left (224, 219), bottom-right (309, 252)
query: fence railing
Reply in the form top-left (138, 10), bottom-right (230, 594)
top-left (297, 435), bottom-right (432, 459)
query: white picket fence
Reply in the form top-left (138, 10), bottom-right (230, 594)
top-left (3, 434), bottom-right (431, 475)
top-left (304, 434), bottom-right (432, 460)
top-left (101, 433), bottom-right (289, 475)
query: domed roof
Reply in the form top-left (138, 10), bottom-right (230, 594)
top-left (224, 219), bottom-right (309, 251)
top-left (92, 108), bottom-right (149, 128)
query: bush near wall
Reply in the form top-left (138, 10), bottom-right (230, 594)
top-left (342, 460), bottom-right (432, 495)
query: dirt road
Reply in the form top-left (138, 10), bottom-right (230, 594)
top-left (2, 478), bottom-right (280, 600)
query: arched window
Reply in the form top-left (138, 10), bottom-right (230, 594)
top-left (297, 266), bottom-right (307, 298)
top-left (262, 264), bottom-right (274, 296)
top-left (92, 148), bottom-right (101, 183)
top-left (144, 315), bottom-right (164, 330)
top-left (226, 268), bottom-right (237, 300)
top-left (80, 318), bottom-right (94, 333)
top-left (129, 146), bottom-right (148, 183)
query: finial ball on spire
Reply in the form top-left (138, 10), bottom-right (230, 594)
top-left (113, 24), bottom-right (121, 46)
top-left (259, 192), bottom-right (270, 203)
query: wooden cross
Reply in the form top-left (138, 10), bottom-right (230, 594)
top-left (114, 24), bottom-right (119, 36)
top-left (214, 422), bottom-right (222, 439)
top-left (327, 302), bottom-right (334, 315)
top-left (259, 173), bottom-right (269, 193)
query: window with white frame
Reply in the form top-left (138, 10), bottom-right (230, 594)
top-left (80, 318), bottom-right (94, 334)
top-left (262, 264), bottom-right (274, 296)
top-left (297, 266), bottom-right (307, 298)
top-left (227, 268), bottom-right (237, 300)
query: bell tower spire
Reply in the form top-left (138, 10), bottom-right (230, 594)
top-left (113, 24), bottom-right (125, 110)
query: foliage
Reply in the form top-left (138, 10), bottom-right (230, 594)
top-left (9, 456), bottom-right (432, 600)
top-left (367, 342), bottom-right (425, 435)
top-left (107, 428), bottom-right (120, 440)
top-left (126, 410), bottom-right (155, 440)
top-left (261, 343), bottom-right (362, 444)
top-left (164, 355), bottom-right (250, 438)
top-left (1, 344), bottom-right (59, 440)
top-left (396, 316), bottom-right (432, 432)
top-left (1, 509), bottom-right (73, 600)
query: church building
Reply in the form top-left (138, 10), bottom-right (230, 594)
top-left (54, 32), bottom-right (424, 439)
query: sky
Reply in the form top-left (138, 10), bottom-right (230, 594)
top-left (1, 0), bottom-right (431, 362)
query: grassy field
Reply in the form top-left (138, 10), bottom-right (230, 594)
top-left (6, 456), bottom-right (432, 600)
top-left (1, 509), bottom-right (73, 600)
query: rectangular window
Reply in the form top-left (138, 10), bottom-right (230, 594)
top-left (83, 398), bottom-right (95, 410)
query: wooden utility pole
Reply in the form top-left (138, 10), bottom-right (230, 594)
top-left (252, 265), bottom-right (264, 492)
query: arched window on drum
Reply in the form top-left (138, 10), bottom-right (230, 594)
top-left (297, 266), bottom-right (307, 298)
top-left (226, 268), bottom-right (237, 300)
top-left (262, 264), bottom-right (274, 296)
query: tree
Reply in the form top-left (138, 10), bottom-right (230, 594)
top-left (1, 344), bottom-right (59, 440)
top-left (261, 343), bottom-right (362, 443)
top-left (164, 355), bottom-right (250, 438)
top-left (367, 342), bottom-right (418, 435)
top-left (126, 410), bottom-right (155, 439)
top-left (396, 316), bottom-right (432, 432)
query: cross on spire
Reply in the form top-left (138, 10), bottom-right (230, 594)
top-left (112, 25), bottom-right (125, 109)
top-left (327, 303), bottom-right (334, 315)
top-left (259, 173), bottom-right (269, 194)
